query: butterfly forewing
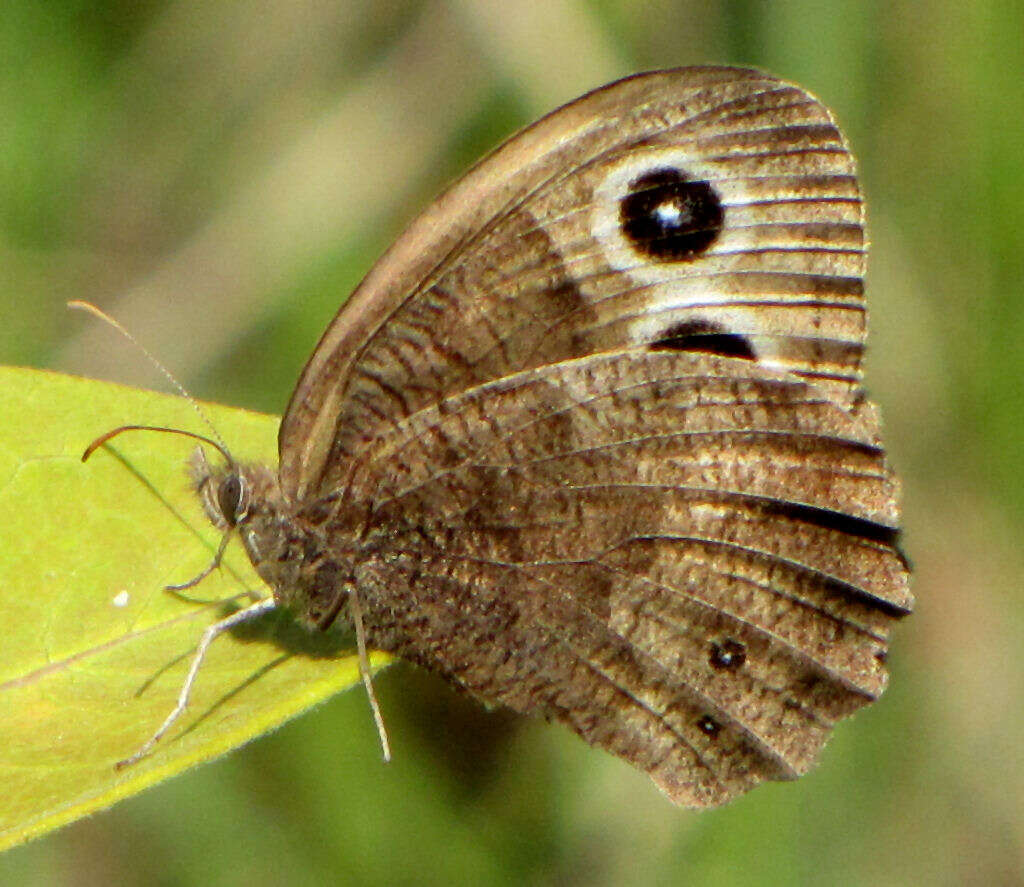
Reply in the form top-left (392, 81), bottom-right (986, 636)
top-left (274, 67), bottom-right (910, 807)
top-left (279, 67), bottom-right (867, 493)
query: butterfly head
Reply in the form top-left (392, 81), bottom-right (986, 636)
top-left (187, 445), bottom-right (329, 620)
top-left (187, 446), bottom-right (285, 573)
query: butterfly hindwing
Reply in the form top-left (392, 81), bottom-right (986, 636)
top-left (341, 348), bottom-right (908, 805)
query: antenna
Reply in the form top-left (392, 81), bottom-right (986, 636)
top-left (81, 424), bottom-right (234, 467)
top-left (68, 300), bottom-right (232, 458)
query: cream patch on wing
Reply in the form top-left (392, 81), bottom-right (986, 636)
top-left (589, 147), bottom-right (781, 365)
top-left (587, 145), bottom-right (866, 379)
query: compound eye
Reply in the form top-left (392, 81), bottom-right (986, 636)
top-left (217, 474), bottom-right (247, 525)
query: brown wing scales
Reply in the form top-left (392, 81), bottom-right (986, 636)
top-left (340, 349), bottom-right (909, 807)
top-left (280, 68), bottom-right (868, 496)
top-left (275, 68), bottom-right (911, 807)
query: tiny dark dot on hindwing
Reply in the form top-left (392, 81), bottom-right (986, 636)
top-left (697, 715), bottom-right (721, 738)
top-left (709, 639), bottom-right (747, 671)
top-left (649, 319), bottom-right (756, 359)
top-left (619, 167), bottom-right (723, 260)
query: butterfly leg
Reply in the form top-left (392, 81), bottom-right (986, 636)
top-left (348, 587), bottom-right (392, 763)
top-left (115, 596), bottom-right (278, 769)
top-left (165, 530), bottom-right (232, 592)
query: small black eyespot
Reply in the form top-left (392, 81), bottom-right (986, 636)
top-left (619, 167), bottom-right (723, 260)
top-left (217, 474), bottom-right (245, 525)
top-left (697, 715), bottom-right (721, 738)
top-left (709, 639), bottom-right (748, 671)
top-left (650, 320), bottom-right (756, 360)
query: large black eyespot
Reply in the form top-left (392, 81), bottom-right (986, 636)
top-left (217, 474), bottom-right (246, 526)
top-left (619, 167), bottom-right (723, 260)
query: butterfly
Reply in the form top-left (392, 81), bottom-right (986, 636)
top-left (90, 66), bottom-right (912, 808)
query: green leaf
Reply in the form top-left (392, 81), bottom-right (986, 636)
top-left (0, 367), bottom-right (388, 851)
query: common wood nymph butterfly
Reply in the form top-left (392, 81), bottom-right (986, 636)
top-left (92, 66), bottom-right (912, 808)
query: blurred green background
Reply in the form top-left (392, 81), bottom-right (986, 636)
top-left (2, 1), bottom-right (1021, 884)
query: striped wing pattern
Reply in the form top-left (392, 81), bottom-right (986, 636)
top-left (279, 67), bottom-right (911, 806)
